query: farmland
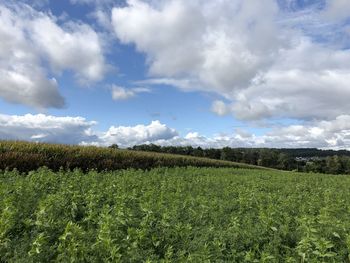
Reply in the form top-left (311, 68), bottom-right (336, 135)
top-left (0, 141), bottom-right (261, 173)
top-left (1, 166), bottom-right (350, 262)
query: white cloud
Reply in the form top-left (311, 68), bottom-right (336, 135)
top-left (213, 38), bottom-right (350, 120)
top-left (111, 0), bottom-right (286, 91)
top-left (138, 78), bottom-right (203, 92)
top-left (151, 116), bottom-right (350, 150)
top-left (261, 115), bottom-right (350, 149)
top-left (31, 16), bottom-right (107, 82)
top-left (323, 0), bottom-right (350, 22)
top-left (112, 0), bottom-right (350, 122)
top-left (0, 113), bottom-right (97, 144)
top-left (0, 2), bottom-right (107, 108)
top-left (111, 85), bottom-right (151, 100)
top-left (112, 0), bottom-right (283, 93)
top-left (0, 114), bottom-right (173, 148)
top-left (211, 100), bottom-right (230, 116)
top-left (111, 86), bottom-right (135, 100)
top-left (0, 113), bottom-right (258, 147)
top-left (0, 68), bottom-right (64, 109)
top-left (98, 120), bottom-right (178, 147)
top-left (0, 4), bottom-right (64, 108)
top-left (3, 113), bottom-right (350, 150)
top-left (90, 9), bottom-right (113, 30)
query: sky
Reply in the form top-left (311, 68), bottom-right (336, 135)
top-left (0, 0), bottom-right (350, 148)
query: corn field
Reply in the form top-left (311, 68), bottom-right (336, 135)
top-left (0, 141), bottom-right (260, 172)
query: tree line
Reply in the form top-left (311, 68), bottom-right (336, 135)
top-left (127, 144), bottom-right (350, 175)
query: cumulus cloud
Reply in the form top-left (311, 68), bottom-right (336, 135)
top-left (0, 114), bottom-right (97, 144)
top-left (112, 0), bottom-right (350, 122)
top-left (0, 4), bottom-right (64, 108)
top-left (0, 68), bottom-right (64, 109)
top-left (97, 120), bottom-right (178, 147)
top-left (3, 113), bottom-right (350, 149)
top-left (111, 85), bottom-right (151, 100)
top-left (261, 115), bottom-right (350, 149)
top-left (92, 116), bottom-right (350, 150)
top-left (211, 38), bottom-right (350, 120)
top-left (112, 0), bottom-right (282, 92)
top-left (150, 116), bottom-right (350, 150)
top-left (0, 114), bottom-right (177, 147)
top-left (31, 16), bottom-right (106, 82)
top-left (0, 1), bottom-right (107, 108)
top-left (89, 9), bottom-right (113, 30)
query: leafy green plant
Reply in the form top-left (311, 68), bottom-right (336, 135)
top-left (1, 167), bottom-right (350, 262)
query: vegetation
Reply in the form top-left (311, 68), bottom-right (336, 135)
top-left (2, 140), bottom-right (349, 261)
top-left (130, 144), bottom-right (350, 174)
top-left (3, 141), bottom-right (349, 175)
top-left (0, 141), bottom-right (262, 173)
top-left (1, 167), bottom-right (350, 262)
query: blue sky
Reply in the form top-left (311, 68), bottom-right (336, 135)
top-left (0, 0), bottom-right (350, 148)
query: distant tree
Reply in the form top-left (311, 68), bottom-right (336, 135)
top-left (326, 156), bottom-right (342, 174)
top-left (204, 148), bottom-right (221, 160)
top-left (277, 153), bottom-right (295, 170)
top-left (183, 146), bottom-right (194, 155)
top-left (109, 144), bottom-right (119, 149)
top-left (304, 161), bottom-right (317, 173)
top-left (193, 147), bottom-right (204, 157)
top-left (341, 157), bottom-right (350, 174)
top-left (127, 144), bottom-right (350, 174)
top-left (221, 147), bottom-right (235, 161)
top-left (258, 149), bottom-right (277, 167)
top-left (243, 149), bottom-right (259, 165)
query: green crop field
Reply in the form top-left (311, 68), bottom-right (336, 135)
top-left (1, 167), bottom-right (350, 262)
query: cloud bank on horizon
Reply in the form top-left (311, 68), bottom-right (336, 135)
top-left (2, 113), bottom-right (350, 149)
top-left (0, 0), bottom-right (350, 149)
